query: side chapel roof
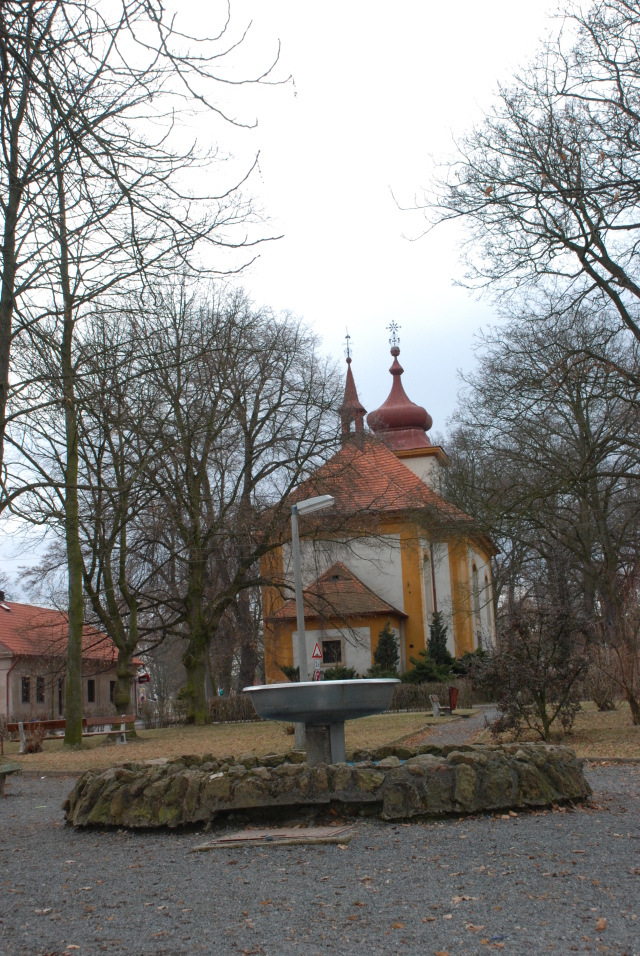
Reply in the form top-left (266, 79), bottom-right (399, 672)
top-left (270, 562), bottom-right (407, 621)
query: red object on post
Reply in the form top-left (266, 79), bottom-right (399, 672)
top-left (448, 686), bottom-right (459, 712)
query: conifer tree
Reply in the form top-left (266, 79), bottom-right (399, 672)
top-left (371, 621), bottom-right (399, 674)
top-left (428, 611), bottom-right (453, 667)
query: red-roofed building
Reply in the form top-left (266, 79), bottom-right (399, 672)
top-left (261, 335), bottom-right (496, 681)
top-left (0, 599), bottom-right (141, 718)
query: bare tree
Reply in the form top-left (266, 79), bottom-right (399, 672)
top-left (2, 0), bottom-right (282, 745)
top-left (136, 288), bottom-right (340, 724)
top-left (424, 0), bottom-right (640, 348)
top-left (446, 305), bottom-right (640, 724)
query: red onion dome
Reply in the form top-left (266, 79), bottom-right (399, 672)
top-left (366, 346), bottom-right (432, 451)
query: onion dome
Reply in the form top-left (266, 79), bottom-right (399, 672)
top-left (366, 344), bottom-right (433, 451)
top-left (338, 356), bottom-right (367, 441)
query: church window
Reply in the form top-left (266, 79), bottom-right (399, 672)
top-left (423, 552), bottom-right (435, 623)
top-left (322, 640), bottom-right (342, 664)
top-left (485, 573), bottom-right (493, 635)
top-left (472, 563), bottom-right (482, 650)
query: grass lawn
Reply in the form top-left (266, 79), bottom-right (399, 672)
top-left (2, 711), bottom-right (440, 773)
top-left (474, 700), bottom-right (640, 759)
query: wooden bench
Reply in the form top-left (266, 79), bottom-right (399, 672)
top-left (83, 715), bottom-right (136, 745)
top-left (0, 762), bottom-right (20, 796)
top-left (5, 715), bottom-right (136, 752)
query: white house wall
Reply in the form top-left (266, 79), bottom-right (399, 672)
top-left (282, 534), bottom-right (405, 613)
top-left (292, 626), bottom-right (374, 677)
top-left (398, 455), bottom-right (443, 494)
top-left (468, 547), bottom-right (496, 649)
top-left (432, 542), bottom-right (456, 656)
top-left (0, 650), bottom-right (12, 716)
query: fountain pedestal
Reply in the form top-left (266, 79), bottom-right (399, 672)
top-left (244, 679), bottom-right (399, 767)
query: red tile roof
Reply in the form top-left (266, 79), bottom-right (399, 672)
top-left (270, 562), bottom-right (407, 622)
top-left (0, 602), bottom-right (139, 664)
top-left (292, 436), bottom-right (468, 522)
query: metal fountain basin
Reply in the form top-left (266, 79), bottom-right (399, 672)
top-left (243, 678), bottom-right (400, 725)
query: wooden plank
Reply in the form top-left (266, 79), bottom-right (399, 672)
top-left (191, 825), bottom-right (355, 852)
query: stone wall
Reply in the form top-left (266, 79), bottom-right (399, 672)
top-left (63, 742), bottom-right (591, 829)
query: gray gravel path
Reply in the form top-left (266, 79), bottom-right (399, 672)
top-left (1, 765), bottom-right (639, 956)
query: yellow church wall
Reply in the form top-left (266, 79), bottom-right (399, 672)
top-left (448, 539), bottom-right (475, 656)
top-left (398, 526), bottom-right (428, 668)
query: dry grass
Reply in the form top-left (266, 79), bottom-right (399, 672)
top-left (3, 712), bottom-right (434, 773)
top-left (474, 700), bottom-right (640, 759)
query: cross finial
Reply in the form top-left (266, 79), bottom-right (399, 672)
top-left (387, 321), bottom-right (401, 348)
top-left (344, 327), bottom-right (352, 360)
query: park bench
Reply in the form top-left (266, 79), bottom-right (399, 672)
top-left (429, 694), bottom-right (451, 718)
top-left (83, 715), bottom-right (135, 744)
top-left (4, 715), bottom-right (136, 753)
top-left (0, 761), bottom-right (20, 796)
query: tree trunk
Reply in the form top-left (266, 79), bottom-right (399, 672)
top-left (114, 650), bottom-right (133, 715)
top-left (52, 121), bottom-right (84, 748)
top-left (238, 638), bottom-right (258, 690)
top-left (183, 639), bottom-right (209, 725)
top-left (628, 692), bottom-right (640, 727)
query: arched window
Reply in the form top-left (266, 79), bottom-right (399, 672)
top-left (484, 572), bottom-right (493, 639)
top-left (423, 552), bottom-right (435, 625)
top-left (472, 562), bottom-right (482, 650)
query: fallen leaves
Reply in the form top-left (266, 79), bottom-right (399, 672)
top-left (452, 895), bottom-right (479, 903)
top-left (467, 924), bottom-right (486, 932)
top-left (392, 921), bottom-right (405, 929)
top-left (259, 900), bottom-right (271, 906)
top-left (595, 917), bottom-right (607, 931)
top-left (421, 916), bottom-right (436, 923)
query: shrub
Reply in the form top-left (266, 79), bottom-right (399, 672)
top-left (323, 665), bottom-right (358, 680)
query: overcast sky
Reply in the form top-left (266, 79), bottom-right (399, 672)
top-left (1, 0), bottom-right (561, 590)
top-left (210, 0), bottom-right (557, 429)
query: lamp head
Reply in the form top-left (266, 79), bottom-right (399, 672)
top-left (293, 494), bottom-right (335, 516)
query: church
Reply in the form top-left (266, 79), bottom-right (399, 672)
top-left (261, 330), bottom-right (496, 682)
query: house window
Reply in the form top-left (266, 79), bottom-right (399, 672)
top-left (58, 679), bottom-right (64, 716)
top-left (21, 676), bottom-right (30, 703)
top-left (322, 640), bottom-right (342, 665)
top-left (87, 679), bottom-right (96, 703)
top-left (109, 680), bottom-right (116, 703)
top-left (36, 676), bottom-right (45, 704)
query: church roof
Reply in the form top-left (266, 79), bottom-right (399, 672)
top-left (367, 344), bottom-right (433, 451)
top-left (270, 562), bottom-right (406, 622)
top-left (292, 434), bottom-right (468, 523)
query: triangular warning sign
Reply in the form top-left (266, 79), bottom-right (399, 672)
top-left (311, 641), bottom-right (322, 659)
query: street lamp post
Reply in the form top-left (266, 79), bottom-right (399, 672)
top-left (290, 494), bottom-right (335, 750)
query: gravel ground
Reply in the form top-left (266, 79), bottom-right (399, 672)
top-left (1, 764), bottom-right (639, 956)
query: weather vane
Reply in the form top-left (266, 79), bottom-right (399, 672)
top-left (387, 321), bottom-right (401, 348)
top-left (344, 327), bottom-right (352, 360)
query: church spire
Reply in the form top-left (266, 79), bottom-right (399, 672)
top-left (366, 325), bottom-right (433, 452)
top-left (338, 330), bottom-right (366, 442)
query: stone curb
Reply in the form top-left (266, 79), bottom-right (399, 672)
top-left (63, 742), bottom-right (593, 828)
